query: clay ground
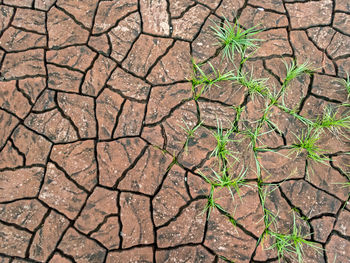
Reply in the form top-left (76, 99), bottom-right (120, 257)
top-left (0, 0), bottom-right (350, 262)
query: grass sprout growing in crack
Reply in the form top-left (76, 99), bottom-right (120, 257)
top-left (201, 185), bottom-right (225, 219)
top-left (267, 212), bottom-right (323, 263)
top-left (282, 60), bottom-right (314, 89)
top-left (315, 105), bottom-right (350, 137)
top-left (178, 119), bottom-right (203, 153)
top-left (199, 166), bottom-right (249, 202)
top-left (211, 18), bottom-right (262, 61)
top-left (210, 119), bottom-right (239, 169)
top-left (238, 69), bottom-right (269, 100)
top-left (291, 126), bottom-right (328, 164)
top-left (337, 72), bottom-right (350, 99)
top-left (191, 60), bottom-right (240, 100)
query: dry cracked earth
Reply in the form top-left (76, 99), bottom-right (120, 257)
top-left (0, 0), bottom-right (350, 262)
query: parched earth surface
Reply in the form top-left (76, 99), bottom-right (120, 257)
top-left (0, 0), bottom-right (350, 262)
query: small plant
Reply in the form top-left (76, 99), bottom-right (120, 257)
top-left (199, 166), bottom-right (249, 202)
top-left (267, 212), bottom-right (323, 263)
top-left (315, 105), bottom-right (350, 137)
top-left (291, 126), bottom-right (328, 164)
top-left (191, 60), bottom-right (239, 100)
top-left (337, 72), bottom-right (350, 99)
top-left (178, 119), bottom-right (203, 153)
top-left (211, 18), bottom-right (262, 61)
top-left (202, 185), bottom-right (225, 219)
top-left (282, 60), bottom-right (314, 90)
top-left (238, 69), bottom-right (269, 99)
top-left (210, 119), bottom-right (239, 169)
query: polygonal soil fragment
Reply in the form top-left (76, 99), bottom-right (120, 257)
top-left (198, 100), bottom-right (236, 128)
top-left (123, 34), bottom-right (173, 77)
top-left (147, 41), bottom-right (191, 84)
top-left (307, 162), bottom-right (349, 202)
top-left (334, 209), bottom-right (350, 236)
top-left (140, 0), bottom-right (169, 36)
top-left (50, 140), bottom-right (97, 191)
top-left (259, 150), bottom-right (306, 182)
top-left (35, 0), bottom-right (56, 10)
top-left (29, 210), bottom-right (69, 262)
top-left (169, 0), bottom-right (195, 17)
top-left (290, 30), bottom-right (334, 74)
top-left (311, 216), bottom-right (335, 243)
top-left (255, 29), bottom-right (292, 57)
top-left (113, 100), bottom-right (145, 137)
top-left (12, 8), bottom-right (46, 33)
top-left (0, 140), bottom-right (23, 169)
top-left (18, 77), bottom-right (46, 105)
top-left (157, 199), bottom-right (206, 247)
top-left (1, 49), bottom-right (45, 79)
top-left (88, 34), bottom-right (110, 56)
top-left (47, 64), bottom-right (83, 93)
top-left (333, 12), bottom-right (350, 35)
top-left (327, 32), bottom-right (350, 59)
top-left (39, 162), bottom-right (88, 220)
top-left (81, 54), bottom-right (116, 97)
top-left (97, 138), bottom-right (146, 187)
top-left (48, 253), bottom-right (72, 263)
top-left (0, 199), bottom-right (47, 231)
top-left (248, 0), bottom-right (285, 12)
top-left (58, 227), bottom-right (106, 263)
top-left (0, 166), bottom-right (44, 202)
top-left (177, 126), bottom-right (216, 169)
top-left (24, 109), bottom-right (79, 143)
top-left (156, 245), bottom-right (214, 262)
top-left (280, 180), bottom-right (342, 218)
top-left (0, 27), bottom-right (46, 52)
top-left (0, 223), bottom-right (31, 257)
top-left (326, 235), bottom-right (350, 263)
top-left (312, 74), bottom-right (348, 102)
top-left (56, 0), bottom-right (99, 29)
top-left (57, 92), bottom-right (96, 138)
top-left (92, 0), bottom-right (138, 34)
top-left (106, 247), bottom-right (153, 263)
top-left (120, 192), bottom-right (154, 248)
top-left (306, 26), bottom-right (336, 50)
top-left (161, 100), bottom-right (198, 155)
top-left (204, 209), bottom-right (256, 262)
top-left (109, 12), bottom-right (141, 62)
top-left (152, 165), bottom-right (190, 226)
top-left (0, 80), bottom-right (31, 119)
top-left (108, 68), bottom-right (151, 101)
top-left (118, 146), bottom-right (172, 195)
top-left (214, 184), bottom-right (265, 237)
top-left (96, 88), bottom-right (124, 139)
top-left (285, 0), bottom-right (332, 29)
top-left (46, 46), bottom-right (96, 72)
top-left (146, 82), bottom-right (192, 124)
top-left (238, 6), bottom-right (288, 30)
top-left (90, 216), bottom-right (120, 250)
top-left (172, 4), bottom-right (210, 41)
top-left (75, 187), bottom-right (118, 234)
top-left (216, 0), bottom-right (245, 21)
top-left (47, 7), bottom-right (89, 48)
top-left (0, 109), bottom-right (19, 149)
top-left (192, 14), bottom-right (220, 62)
top-left (0, 5), bottom-right (14, 34)
top-left (12, 125), bottom-right (52, 165)
top-left (3, 0), bottom-right (32, 7)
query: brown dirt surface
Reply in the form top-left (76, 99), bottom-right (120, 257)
top-left (0, 0), bottom-right (349, 262)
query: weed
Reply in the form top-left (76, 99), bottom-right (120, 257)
top-left (210, 119), bottom-right (239, 169)
top-left (291, 126), bottom-right (328, 164)
top-left (282, 60), bottom-right (314, 90)
top-left (178, 119), bottom-right (203, 153)
top-left (199, 166), bottom-right (249, 202)
top-left (267, 212), bottom-right (323, 263)
top-left (315, 105), bottom-right (350, 137)
top-left (211, 18), bottom-right (262, 62)
top-left (238, 69), bottom-right (269, 99)
top-left (337, 72), bottom-right (350, 99)
top-left (191, 60), bottom-right (240, 100)
top-left (202, 185), bottom-right (225, 219)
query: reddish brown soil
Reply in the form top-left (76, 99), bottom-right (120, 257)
top-left (0, 0), bottom-right (349, 262)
